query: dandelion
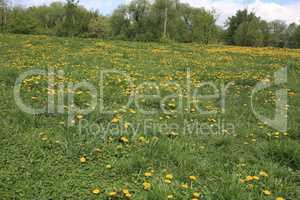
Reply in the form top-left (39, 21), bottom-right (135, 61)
top-left (124, 123), bottom-right (129, 129)
top-left (122, 189), bottom-right (132, 198)
top-left (180, 183), bottom-right (189, 189)
top-left (275, 197), bottom-right (285, 200)
top-left (111, 116), bottom-right (120, 123)
top-left (167, 194), bottom-right (174, 199)
top-left (144, 172), bottom-right (153, 177)
top-left (106, 164), bottom-right (112, 169)
top-left (262, 190), bottom-right (272, 196)
top-left (165, 174), bottom-right (173, 180)
top-left (80, 156), bottom-right (86, 163)
top-left (259, 171), bottom-right (269, 177)
top-left (125, 193), bottom-right (132, 199)
top-left (39, 132), bottom-right (48, 141)
top-left (193, 192), bottom-right (201, 198)
top-left (245, 176), bottom-right (253, 181)
top-left (143, 181), bottom-right (151, 190)
top-left (120, 136), bottom-right (129, 143)
top-left (108, 191), bottom-right (117, 197)
top-left (189, 175), bottom-right (197, 181)
top-left (92, 187), bottom-right (101, 194)
top-left (245, 175), bottom-right (259, 181)
top-left (76, 114), bottom-right (83, 119)
top-left (122, 189), bottom-right (129, 194)
top-left (164, 179), bottom-right (172, 184)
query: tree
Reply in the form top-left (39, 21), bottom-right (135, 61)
top-left (0, 0), bottom-right (8, 30)
top-left (189, 8), bottom-right (217, 44)
top-left (7, 7), bottom-right (39, 34)
top-left (88, 15), bottom-right (109, 38)
top-left (268, 20), bottom-right (287, 47)
top-left (293, 25), bottom-right (300, 48)
top-left (225, 9), bottom-right (258, 45)
top-left (234, 18), bottom-right (264, 46)
top-left (284, 23), bottom-right (297, 48)
top-left (56, 0), bottom-right (79, 36)
top-left (110, 0), bottom-right (160, 41)
top-left (152, 0), bottom-right (179, 40)
top-left (110, 5), bottom-right (131, 39)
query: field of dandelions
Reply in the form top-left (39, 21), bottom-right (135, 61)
top-left (0, 34), bottom-right (299, 200)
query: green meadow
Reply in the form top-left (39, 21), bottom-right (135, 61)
top-left (0, 34), bottom-right (299, 200)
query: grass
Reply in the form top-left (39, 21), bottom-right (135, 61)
top-left (0, 33), bottom-right (299, 200)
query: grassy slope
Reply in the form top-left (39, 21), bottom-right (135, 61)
top-left (0, 34), bottom-right (299, 200)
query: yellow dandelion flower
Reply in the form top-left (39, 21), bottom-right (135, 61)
top-left (167, 194), bottom-right (174, 199)
top-left (76, 114), bottom-right (83, 119)
top-left (106, 164), bottom-right (112, 169)
top-left (245, 176), bottom-right (253, 181)
top-left (143, 181), bottom-right (151, 190)
top-left (193, 192), bottom-right (201, 198)
top-left (189, 175), bottom-right (197, 181)
top-left (108, 191), bottom-right (117, 197)
top-left (92, 187), bottom-right (101, 194)
top-left (41, 134), bottom-right (48, 141)
top-left (122, 189), bottom-right (129, 194)
top-left (246, 175), bottom-right (259, 181)
top-left (144, 172), bottom-right (153, 177)
top-left (111, 116), bottom-right (120, 123)
top-left (164, 179), bottom-right (172, 184)
top-left (259, 171), bottom-right (268, 177)
top-left (120, 136), bottom-right (129, 143)
top-left (124, 123), bottom-right (129, 129)
top-left (125, 193), bottom-right (132, 199)
top-left (80, 156), bottom-right (86, 163)
top-left (165, 174), bottom-right (173, 180)
top-left (262, 190), bottom-right (272, 196)
top-left (180, 183), bottom-right (189, 189)
top-left (275, 197), bottom-right (285, 200)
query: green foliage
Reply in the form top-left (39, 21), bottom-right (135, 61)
top-left (0, 1), bottom-right (299, 48)
top-left (267, 20), bottom-right (287, 47)
top-left (7, 7), bottom-right (40, 34)
top-left (225, 9), bottom-right (300, 48)
top-left (234, 18), bottom-right (264, 47)
top-left (226, 9), bottom-right (258, 45)
top-left (291, 25), bottom-right (300, 48)
top-left (110, 0), bottom-right (218, 43)
top-left (87, 16), bottom-right (110, 38)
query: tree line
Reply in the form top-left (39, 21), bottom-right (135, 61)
top-left (0, 0), bottom-right (300, 48)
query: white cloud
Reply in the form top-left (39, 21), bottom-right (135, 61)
top-left (181, 0), bottom-right (300, 26)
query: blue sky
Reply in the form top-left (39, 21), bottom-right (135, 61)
top-left (13, 0), bottom-right (300, 25)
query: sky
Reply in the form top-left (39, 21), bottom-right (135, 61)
top-left (12, 0), bottom-right (300, 25)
